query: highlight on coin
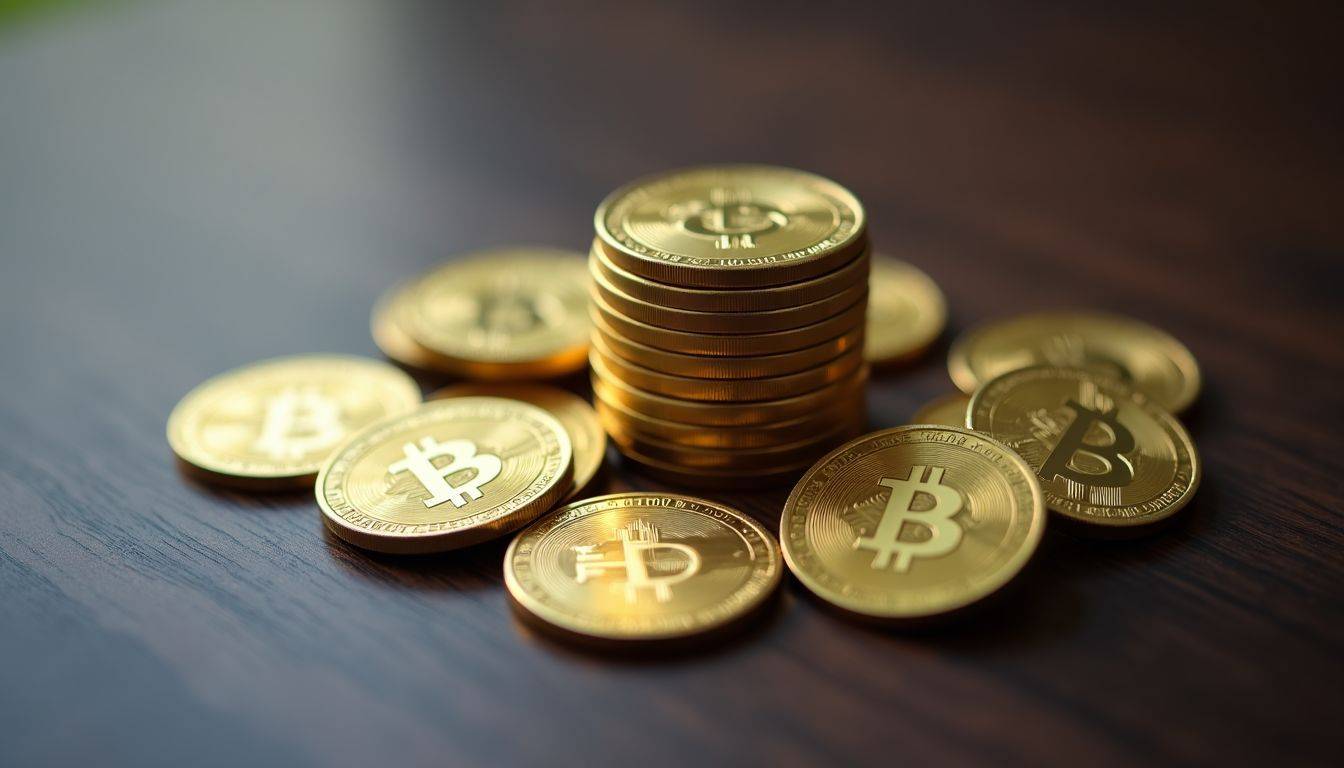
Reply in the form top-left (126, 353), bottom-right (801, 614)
top-left (505, 493), bottom-right (782, 644)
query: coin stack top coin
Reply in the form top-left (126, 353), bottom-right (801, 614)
top-left (590, 165), bottom-right (870, 486)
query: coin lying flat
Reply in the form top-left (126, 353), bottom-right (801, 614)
top-left (781, 425), bottom-right (1045, 621)
top-left (376, 248), bottom-right (590, 380)
top-left (317, 397), bottom-right (573, 553)
top-left (865, 257), bottom-right (946, 366)
top-left (590, 240), bottom-right (871, 313)
top-left (948, 311), bottom-right (1201, 413)
top-left (967, 366), bottom-right (1199, 531)
top-left (911, 393), bottom-right (971, 428)
top-left (430, 384), bottom-right (605, 503)
top-left (595, 165), bottom-right (867, 288)
top-left (504, 493), bottom-right (782, 643)
top-left (168, 355), bottom-right (421, 489)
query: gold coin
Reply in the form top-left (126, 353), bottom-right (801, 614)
top-left (593, 390), bottom-right (862, 449)
top-left (591, 358), bottom-right (868, 427)
top-left (967, 366), bottom-right (1199, 531)
top-left (591, 240), bottom-right (870, 312)
top-left (865, 257), bottom-right (946, 366)
top-left (592, 288), bottom-right (867, 356)
top-left (167, 355), bottom-right (420, 489)
top-left (948, 311), bottom-right (1201, 413)
top-left (781, 425), bottom-right (1046, 621)
top-left (430, 384), bottom-right (605, 502)
top-left (602, 409), bottom-right (864, 470)
top-left (505, 493), bottom-right (782, 643)
top-left (591, 335), bottom-right (864, 402)
top-left (317, 397), bottom-right (573, 553)
top-left (380, 248), bottom-right (590, 379)
top-left (371, 289), bottom-right (438, 371)
top-left (596, 165), bottom-right (867, 288)
top-left (592, 255), bottom-right (869, 334)
top-left (911, 393), bottom-right (971, 428)
top-left (592, 309), bottom-right (863, 379)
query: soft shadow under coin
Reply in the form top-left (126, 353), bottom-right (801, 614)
top-left (321, 525), bottom-right (508, 592)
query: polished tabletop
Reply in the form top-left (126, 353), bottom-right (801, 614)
top-left (1, 2), bottom-right (1340, 765)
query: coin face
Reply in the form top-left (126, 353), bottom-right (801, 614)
top-left (505, 493), bottom-right (782, 642)
top-left (167, 355), bottom-right (420, 487)
top-left (317, 397), bottom-right (573, 553)
top-left (431, 384), bottom-right (605, 502)
top-left (781, 425), bottom-right (1045, 620)
top-left (865, 258), bottom-right (946, 365)
top-left (379, 249), bottom-right (590, 379)
top-left (911, 393), bottom-right (971, 428)
top-left (948, 311), bottom-right (1200, 413)
top-left (968, 366), bottom-right (1199, 530)
top-left (595, 165), bottom-right (867, 287)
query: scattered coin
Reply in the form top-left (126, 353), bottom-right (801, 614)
top-left (167, 355), bottom-right (420, 489)
top-left (504, 493), bottom-right (782, 643)
top-left (865, 257), bottom-right (946, 366)
top-left (948, 311), bottom-right (1200, 413)
top-left (431, 383), bottom-right (606, 502)
top-left (316, 397), bottom-right (573, 553)
top-left (911, 393), bottom-right (971, 428)
top-left (595, 165), bottom-right (867, 288)
top-left (374, 248), bottom-right (590, 380)
top-left (781, 425), bottom-right (1046, 621)
top-left (967, 365), bottom-right (1200, 531)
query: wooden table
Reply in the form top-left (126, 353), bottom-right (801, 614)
top-left (2, 2), bottom-right (1339, 765)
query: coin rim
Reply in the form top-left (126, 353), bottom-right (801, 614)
top-left (167, 354), bottom-right (421, 482)
top-left (780, 424), bottom-right (1046, 620)
top-left (947, 310), bottom-right (1201, 413)
top-left (315, 396), bottom-right (574, 553)
top-left (503, 492), bottom-right (783, 642)
top-left (966, 364), bottom-right (1201, 528)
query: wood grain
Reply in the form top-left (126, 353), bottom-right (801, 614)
top-left (1, 2), bottom-right (1340, 765)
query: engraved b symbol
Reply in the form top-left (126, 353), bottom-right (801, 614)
top-left (1039, 399), bottom-right (1136, 489)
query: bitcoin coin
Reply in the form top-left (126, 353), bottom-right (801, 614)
top-left (431, 384), bottom-right (605, 502)
top-left (592, 309), bottom-right (863, 379)
top-left (378, 248), bottom-right (590, 379)
top-left (168, 355), bottom-right (421, 489)
top-left (504, 493), bottom-right (782, 642)
top-left (591, 359), bottom-right (868, 427)
top-left (967, 366), bottom-right (1199, 531)
top-left (593, 391), bottom-right (861, 449)
top-left (781, 425), bottom-right (1045, 621)
top-left (948, 311), bottom-right (1201, 413)
top-left (592, 288), bottom-right (867, 356)
top-left (596, 165), bottom-right (867, 288)
top-left (911, 393), bottom-right (971, 428)
top-left (865, 257), bottom-right (946, 366)
top-left (591, 335), bottom-right (863, 402)
top-left (317, 397), bottom-right (573, 553)
top-left (592, 260), bottom-right (869, 334)
top-left (591, 240), bottom-right (870, 312)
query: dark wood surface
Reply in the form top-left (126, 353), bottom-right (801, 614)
top-left (2, 2), bottom-right (1341, 765)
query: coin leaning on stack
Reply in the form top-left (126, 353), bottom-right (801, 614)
top-left (588, 165), bottom-right (871, 486)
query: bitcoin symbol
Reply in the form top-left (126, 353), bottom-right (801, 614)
top-left (573, 519), bottom-right (701, 603)
top-left (674, 187), bottom-right (788, 249)
top-left (388, 437), bottom-right (502, 509)
top-left (252, 387), bottom-right (344, 459)
top-left (854, 465), bottom-right (964, 571)
top-left (1039, 399), bottom-right (1135, 497)
top-left (476, 292), bottom-right (549, 335)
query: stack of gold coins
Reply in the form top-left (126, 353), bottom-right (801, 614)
top-left (589, 165), bottom-right (870, 486)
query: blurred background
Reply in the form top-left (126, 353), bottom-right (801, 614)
top-left (1, 1), bottom-right (1340, 766)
